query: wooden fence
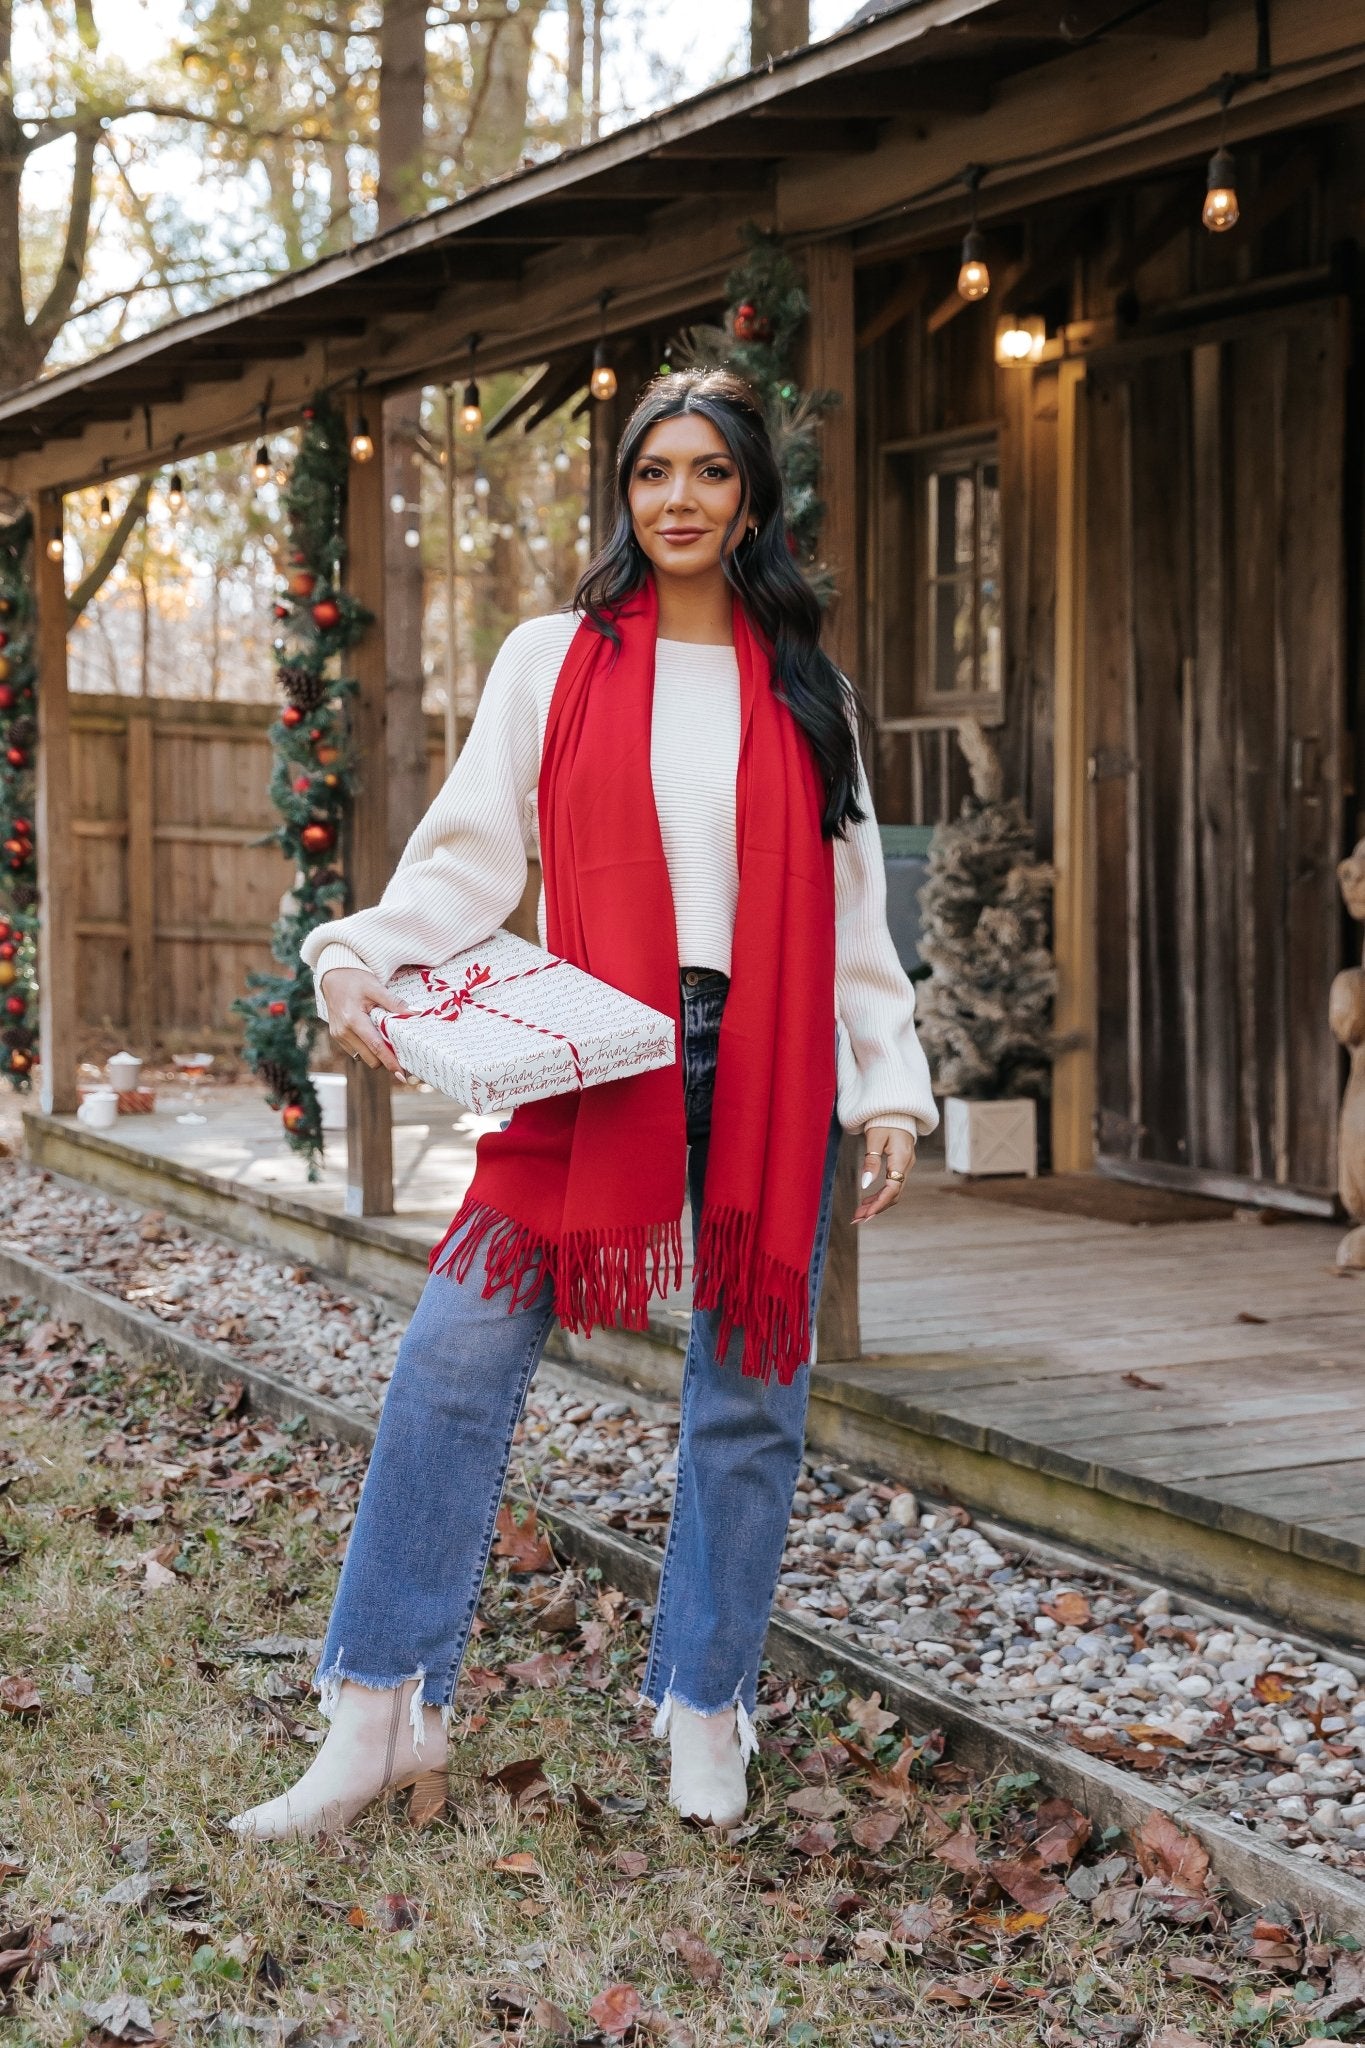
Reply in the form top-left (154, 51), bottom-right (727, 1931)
top-left (70, 697), bottom-right (450, 1046)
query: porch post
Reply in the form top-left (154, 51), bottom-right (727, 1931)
top-left (1051, 359), bottom-right (1096, 1170)
top-left (343, 408), bottom-right (395, 1215)
top-left (804, 236), bottom-right (862, 1363)
top-left (32, 490), bottom-right (78, 1117)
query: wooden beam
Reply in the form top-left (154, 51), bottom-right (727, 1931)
top-left (804, 237), bottom-right (862, 1366)
top-left (926, 257), bottom-right (1026, 336)
top-left (654, 119), bottom-right (881, 158)
top-left (32, 490), bottom-right (78, 1116)
top-left (125, 705), bottom-right (155, 1052)
top-left (856, 267), bottom-right (930, 351)
top-left (771, 64), bottom-right (992, 118)
top-left (1050, 359), bottom-right (1095, 1170)
top-left (342, 414), bottom-right (395, 1217)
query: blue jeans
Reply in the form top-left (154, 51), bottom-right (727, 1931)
top-left (314, 966), bottom-right (843, 1746)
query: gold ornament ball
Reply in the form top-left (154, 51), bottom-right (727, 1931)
top-left (0, 961), bottom-right (14, 987)
top-left (0, 656), bottom-right (11, 683)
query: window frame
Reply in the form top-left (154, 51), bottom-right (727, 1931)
top-left (876, 424), bottom-right (1006, 730)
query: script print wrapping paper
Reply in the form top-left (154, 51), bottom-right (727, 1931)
top-left (371, 929), bottom-right (676, 1114)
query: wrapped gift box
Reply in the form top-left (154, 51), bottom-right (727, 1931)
top-left (373, 929), bottom-right (676, 1115)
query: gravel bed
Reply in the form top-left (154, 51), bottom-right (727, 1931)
top-left (6, 1156), bottom-right (1365, 1880)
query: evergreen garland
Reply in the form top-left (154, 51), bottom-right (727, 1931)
top-left (233, 396), bottom-right (371, 1175)
top-left (914, 720), bottom-right (1058, 1102)
top-left (673, 221), bottom-right (840, 595)
top-left (0, 513), bottom-right (38, 1091)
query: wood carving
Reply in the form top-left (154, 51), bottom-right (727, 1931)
top-left (1331, 838), bottom-right (1365, 1266)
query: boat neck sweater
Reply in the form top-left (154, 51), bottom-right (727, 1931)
top-left (300, 611), bottom-right (939, 1138)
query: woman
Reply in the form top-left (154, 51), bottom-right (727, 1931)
top-left (229, 367), bottom-right (937, 1843)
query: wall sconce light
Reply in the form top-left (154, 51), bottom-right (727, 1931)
top-left (995, 313), bottom-right (1046, 365)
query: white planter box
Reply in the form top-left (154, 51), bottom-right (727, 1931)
top-left (944, 1096), bottom-right (1038, 1178)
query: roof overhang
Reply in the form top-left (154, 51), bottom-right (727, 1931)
top-left (2, 0), bottom-right (1359, 493)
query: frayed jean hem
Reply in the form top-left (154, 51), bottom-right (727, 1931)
top-left (314, 1647), bottom-right (454, 1746)
top-left (642, 1666), bottom-right (759, 1768)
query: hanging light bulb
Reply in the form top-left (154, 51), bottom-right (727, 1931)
top-left (957, 231), bottom-right (991, 301)
top-left (404, 527), bottom-right (421, 549)
top-left (459, 378), bottom-right (483, 434)
top-left (45, 531), bottom-right (64, 563)
top-left (166, 472), bottom-right (186, 513)
top-left (956, 164), bottom-right (991, 302)
top-left (590, 339), bottom-right (617, 402)
top-left (473, 471), bottom-right (491, 500)
top-left (252, 443), bottom-right (272, 485)
top-left (995, 313), bottom-right (1046, 365)
top-left (98, 490), bottom-right (114, 529)
top-left (1202, 146), bottom-right (1239, 233)
top-left (350, 371), bottom-right (374, 461)
top-left (553, 447), bottom-right (572, 473)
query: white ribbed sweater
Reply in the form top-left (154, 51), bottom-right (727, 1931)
top-left (301, 611), bottom-right (939, 1137)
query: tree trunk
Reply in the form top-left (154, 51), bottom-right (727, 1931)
top-left (379, 0), bottom-right (431, 861)
top-left (749, 0), bottom-right (809, 64)
top-left (566, 0), bottom-right (585, 146)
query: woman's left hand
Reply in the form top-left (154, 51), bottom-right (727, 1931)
top-left (852, 1125), bottom-right (917, 1223)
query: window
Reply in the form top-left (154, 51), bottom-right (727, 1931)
top-left (880, 433), bottom-right (1003, 723)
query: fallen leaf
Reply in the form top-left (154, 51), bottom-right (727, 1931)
top-left (789, 1821), bottom-right (836, 1858)
top-left (1032, 1797), bottom-right (1092, 1869)
top-left (1314, 1955), bottom-right (1365, 2021)
top-left (529, 1996), bottom-right (574, 2040)
top-left (614, 1849), bottom-right (649, 1879)
top-left (845, 1690), bottom-right (899, 1741)
top-left (992, 1853), bottom-right (1067, 1912)
top-left (850, 1807), bottom-right (901, 1851)
top-left (1133, 1811), bottom-right (1210, 1897)
top-left (890, 1897), bottom-right (955, 1950)
top-left (0, 1922), bottom-right (46, 1992)
top-left (925, 1974), bottom-right (991, 2007)
top-left (532, 1592), bottom-right (579, 1634)
top-left (378, 1893), bottom-right (422, 1930)
top-left (483, 1755), bottom-right (550, 1804)
top-left (1121, 1371), bottom-right (1164, 1389)
top-left (785, 1786), bottom-right (847, 1821)
top-left (100, 1871), bottom-right (157, 1910)
top-left (664, 1927), bottom-right (723, 1987)
top-left (1163, 1955), bottom-right (1229, 1987)
top-left (493, 1502), bottom-right (556, 1574)
top-left (1068, 1728), bottom-right (1166, 1771)
top-left (589, 1983), bottom-right (644, 2038)
top-left (503, 1650), bottom-right (576, 1689)
top-left (931, 1813), bottom-right (983, 1880)
top-left (1253, 1671), bottom-right (1296, 1705)
top-left (1041, 1590), bottom-right (1091, 1628)
top-left (493, 1852), bottom-right (544, 1879)
top-left (79, 1992), bottom-right (159, 2042)
top-left (234, 1634), bottom-right (322, 1659)
top-left (346, 1905), bottom-right (366, 1927)
top-left (141, 1556), bottom-right (178, 1591)
top-left (1150, 2031), bottom-right (1209, 2048)
top-left (0, 1675), bottom-right (43, 1716)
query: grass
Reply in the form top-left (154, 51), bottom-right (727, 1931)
top-left (0, 1296), bottom-right (1359, 2048)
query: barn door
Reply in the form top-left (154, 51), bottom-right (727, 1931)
top-left (1083, 300), bottom-right (1347, 1207)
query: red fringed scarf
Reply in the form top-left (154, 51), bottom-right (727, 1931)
top-left (428, 572), bottom-right (837, 1386)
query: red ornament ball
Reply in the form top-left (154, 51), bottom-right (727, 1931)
top-left (311, 598), bottom-right (341, 630)
top-left (293, 775), bottom-right (311, 794)
top-left (290, 571), bottom-right (317, 600)
top-left (0, 685), bottom-right (13, 710)
top-left (733, 301), bottom-right (772, 343)
top-left (268, 999), bottom-right (288, 1016)
top-left (281, 705), bottom-right (304, 728)
top-left (4, 994), bottom-right (24, 1017)
top-left (282, 1102), bottom-right (307, 1132)
top-left (0, 942), bottom-right (14, 961)
top-left (302, 407), bottom-right (316, 422)
top-left (5, 746), bottom-right (23, 768)
top-left (0, 632), bottom-right (9, 648)
top-left (11, 817), bottom-right (30, 834)
top-left (308, 728), bottom-right (323, 742)
top-left (273, 603), bottom-right (289, 620)
top-left (300, 821), bottom-right (335, 855)
top-left (0, 919), bottom-right (9, 939)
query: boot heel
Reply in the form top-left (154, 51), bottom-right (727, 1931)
top-left (406, 1767), bottom-right (448, 1827)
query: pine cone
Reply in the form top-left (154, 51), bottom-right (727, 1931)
top-left (277, 664), bottom-right (330, 713)
top-left (6, 715), bottom-right (36, 749)
top-left (9, 883), bottom-right (35, 909)
top-left (257, 1058), bottom-right (294, 1099)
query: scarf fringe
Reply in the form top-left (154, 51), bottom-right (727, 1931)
top-left (691, 1203), bottom-right (811, 1389)
top-left (430, 1193), bottom-right (684, 1333)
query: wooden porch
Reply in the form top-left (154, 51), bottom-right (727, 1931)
top-left (24, 1091), bottom-right (1365, 1646)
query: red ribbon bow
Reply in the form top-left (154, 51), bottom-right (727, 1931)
top-left (376, 955), bottom-right (585, 1088)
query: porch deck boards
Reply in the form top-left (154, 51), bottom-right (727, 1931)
top-left (23, 1087), bottom-right (1365, 1618)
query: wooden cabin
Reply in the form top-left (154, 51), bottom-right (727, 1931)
top-left (0, 0), bottom-right (1360, 1258)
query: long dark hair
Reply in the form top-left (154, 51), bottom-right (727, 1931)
top-left (569, 367), bottom-right (866, 839)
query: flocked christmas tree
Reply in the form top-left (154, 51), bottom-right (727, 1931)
top-left (672, 222), bottom-right (839, 596)
top-left (914, 720), bottom-right (1058, 1102)
top-left (233, 396), bottom-right (371, 1174)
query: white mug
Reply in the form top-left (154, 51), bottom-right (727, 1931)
top-left (81, 1089), bottom-right (119, 1130)
top-left (106, 1051), bottom-right (143, 1091)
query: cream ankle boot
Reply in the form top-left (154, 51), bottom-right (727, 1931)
top-left (228, 1676), bottom-right (448, 1842)
top-left (657, 1697), bottom-right (756, 1827)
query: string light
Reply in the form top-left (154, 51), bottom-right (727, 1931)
top-left (166, 472), bottom-right (186, 513)
top-left (350, 370), bottom-right (375, 462)
top-left (995, 313), bottom-right (1046, 364)
top-left (589, 289), bottom-right (617, 401)
top-left (45, 530), bottom-right (64, 563)
top-left (1203, 75), bottom-right (1240, 233)
top-left (458, 333), bottom-right (483, 434)
top-left (957, 166), bottom-right (990, 301)
top-left (98, 462), bottom-right (114, 529)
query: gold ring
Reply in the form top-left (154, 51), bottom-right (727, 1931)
top-left (885, 1168), bottom-right (906, 1183)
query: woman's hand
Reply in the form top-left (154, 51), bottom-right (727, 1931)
top-left (852, 1124), bottom-right (916, 1223)
top-left (320, 967), bottom-right (410, 1079)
